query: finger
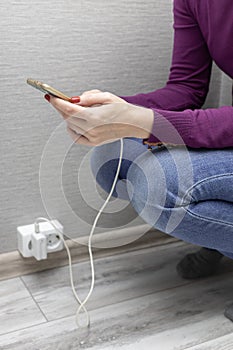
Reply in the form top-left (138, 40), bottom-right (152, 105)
top-left (49, 96), bottom-right (86, 118)
top-left (68, 116), bottom-right (87, 129)
top-left (67, 126), bottom-right (92, 146)
top-left (66, 121), bottom-right (86, 136)
top-left (78, 92), bottom-right (122, 107)
top-left (81, 89), bottom-right (102, 96)
top-left (67, 126), bottom-right (80, 140)
top-left (77, 136), bottom-right (95, 146)
top-left (67, 117), bottom-right (99, 137)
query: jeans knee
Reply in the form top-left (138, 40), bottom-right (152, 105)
top-left (126, 151), bottom-right (190, 232)
top-left (126, 154), bottom-right (168, 225)
top-left (90, 143), bottom-right (116, 196)
top-left (90, 142), bottom-right (131, 199)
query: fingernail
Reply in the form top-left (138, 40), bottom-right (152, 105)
top-left (71, 96), bottom-right (81, 104)
top-left (44, 94), bottom-right (50, 102)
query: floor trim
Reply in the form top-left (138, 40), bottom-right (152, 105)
top-left (0, 225), bottom-right (179, 281)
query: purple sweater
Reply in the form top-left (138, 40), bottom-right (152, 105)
top-left (122, 0), bottom-right (233, 148)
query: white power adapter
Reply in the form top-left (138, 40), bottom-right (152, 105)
top-left (31, 231), bottom-right (47, 260)
top-left (17, 219), bottom-right (63, 261)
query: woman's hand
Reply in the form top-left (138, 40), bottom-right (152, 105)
top-left (48, 90), bottom-right (154, 146)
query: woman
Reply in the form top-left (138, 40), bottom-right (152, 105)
top-left (46, 0), bottom-right (233, 319)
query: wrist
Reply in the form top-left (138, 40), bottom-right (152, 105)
top-left (129, 105), bottom-right (154, 139)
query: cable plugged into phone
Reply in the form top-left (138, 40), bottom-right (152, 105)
top-left (17, 219), bottom-right (63, 261)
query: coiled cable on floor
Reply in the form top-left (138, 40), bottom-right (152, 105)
top-left (34, 138), bottom-right (124, 328)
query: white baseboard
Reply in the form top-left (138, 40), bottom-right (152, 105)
top-left (0, 226), bottom-right (179, 282)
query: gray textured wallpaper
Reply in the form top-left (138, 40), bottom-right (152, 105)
top-left (0, 0), bottom-right (228, 253)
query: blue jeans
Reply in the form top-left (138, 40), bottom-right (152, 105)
top-left (91, 138), bottom-right (233, 259)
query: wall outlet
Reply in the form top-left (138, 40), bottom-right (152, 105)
top-left (17, 220), bottom-right (64, 261)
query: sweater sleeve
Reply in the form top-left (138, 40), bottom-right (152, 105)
top-left (121, 0), bottom-right (233, 148)
top-left (145, 107), bottom-right (233, 148)
top-left (122, 0), bottom-right (213, 111)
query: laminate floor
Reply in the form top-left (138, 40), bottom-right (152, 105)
top-left (1, 241), bottom-right (233, 350)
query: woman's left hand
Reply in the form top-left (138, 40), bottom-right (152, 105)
top-left (48, 91), bottom-right (154, 146)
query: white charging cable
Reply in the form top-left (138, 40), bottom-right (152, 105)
top-left (34, 138), bottom-right (124, 328)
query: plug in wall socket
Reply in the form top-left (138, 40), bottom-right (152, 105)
top-left (17, 220), bottom-right (64, 261)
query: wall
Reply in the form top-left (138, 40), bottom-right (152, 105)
top-left (0, 0), bottom-right (229, 254)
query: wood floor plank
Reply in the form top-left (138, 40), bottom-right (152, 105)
top-left (0, 278), bottom-right (46, 336)
top-left (184, 332), bottom-right (233, 350)
top-left (94, 315), bottom-right (232, 350)
top-left (1, 271), bottom-right (233, 350)
top-left (21, 242), bottom-right (198, 321)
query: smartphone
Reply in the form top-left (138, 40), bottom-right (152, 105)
top-left (27, 78), bottom-right (74, 102)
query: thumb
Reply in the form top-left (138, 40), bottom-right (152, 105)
top-left (78, 92), bottom-right (124, 107)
